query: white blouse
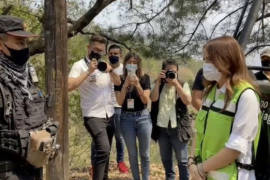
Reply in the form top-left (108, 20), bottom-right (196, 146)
top-left (215, 86), bottom-right (260, 180)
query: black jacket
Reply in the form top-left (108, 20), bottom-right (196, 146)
top-left (151, 82), bottom-right (192, 142)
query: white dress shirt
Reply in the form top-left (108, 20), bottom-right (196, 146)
top-left (69, 58), bottom-right (114, 118)
top-left (213, 85), bottom-right (259, 180)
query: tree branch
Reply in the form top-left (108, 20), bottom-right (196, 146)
top-left (245, 44), bottom-right (270, 56)
top-left (80, 31), bottom-right (131, 51)
top-left (233, 0), bottom-right (250, 38)
top-left (30, 0), bottom-right (117, 55)
top-left (209, 2), bottom-right (252, 39)
top-left (174, 0), bottom-right (218, 53)
top-left (68, 0), bottom-right (116, 37)
top-left (110, 0), bottom-right (175, 32)
top-left (256, 12), bottom-right (270, 21)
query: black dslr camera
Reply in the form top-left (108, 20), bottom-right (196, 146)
top-left (89, 51), bottom-right (107, 72)
top-left (165, 70), bottom-right (176, 79)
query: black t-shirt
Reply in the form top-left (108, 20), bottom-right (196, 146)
top-left (255, 71), bottom-right (269, 81)
top-left (254, 71), bottom-right (270, 176)
top-left (115, 74), bottom-right (150, 112)
top-left (192, 68), bottom-right (204, 91)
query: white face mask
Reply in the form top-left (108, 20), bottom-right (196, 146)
top-left (203, 63), bottom-right (221, 82)
top-left (126, 64), bottom-right (137, 73)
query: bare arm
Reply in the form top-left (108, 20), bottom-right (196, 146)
top-left (115, 77), bottom-right (129, 106)
top-left (151, 71), bottom-right (164, 102)
top-left (109, 71), bottom-right (121, 85)
top-left (150, 80), bottom-right (160, 102)
top-left (189, 147), bottom-right (240, 180)
top-left (135, 84), bottom-right (150, 105)
top-left (68, 59), bottom-right (97, 92)
top-left (106, 63), bottom-right (121, 85)
top-left (174, 81), bottom-right (191, 105)
top-left (203, 147), bottom-right (240, 172)
top-left (192, 90), bottom-right (203, 111)
top-left (68, 71), bottom-right (90, 92)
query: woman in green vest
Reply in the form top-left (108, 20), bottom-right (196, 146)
top-left (189, 36), bottom-right (260, 180)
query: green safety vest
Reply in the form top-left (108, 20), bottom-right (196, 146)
top-left (195, 81), bottom-right (261, 180)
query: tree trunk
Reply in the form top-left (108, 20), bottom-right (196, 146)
top-left (238, 0), bottom-right (264, 49)
top-left (44, 0), bottom-right (69, 179)
top-left (233, 0), bottom-right (249, 39)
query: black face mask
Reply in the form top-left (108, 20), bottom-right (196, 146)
top-left (4, 44), bottom-right (30, 66)
top-left (109, 55), bottom-right (119, 64)
top-left (88, 51), bottom-right (101, 61)
top-left (262, 61), bottom-right (270, 67)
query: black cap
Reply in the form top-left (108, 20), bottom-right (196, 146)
top-left (0, 15), bottom-right (38, 37)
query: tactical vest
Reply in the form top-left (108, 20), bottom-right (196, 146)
top-left (195, 81), bottom-right (261, 180)
top-left (0, 64), bottom-right (47, 159)
top-left (0, 65), bottom-right (47, 130)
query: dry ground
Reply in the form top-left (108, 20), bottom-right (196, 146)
top-left (70, 161), bottom-right (179, 180)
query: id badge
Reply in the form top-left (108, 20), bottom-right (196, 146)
top-left (89, 74), bottom-right (96, 83)
top-left (127, 99), bottom-right (134, 109)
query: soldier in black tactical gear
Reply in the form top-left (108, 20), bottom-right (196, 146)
top-left (254, 48), bottom-right (270, 180)
top-left (0, 15), bottom-right (58, 180)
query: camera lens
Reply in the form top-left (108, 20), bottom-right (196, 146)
top-left (98, 61), bottom-right (107, 72)
top-left (166, 71), bottom-right (175, 79)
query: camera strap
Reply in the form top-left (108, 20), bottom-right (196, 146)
top-left (84, 56), bottom-right (90, 66)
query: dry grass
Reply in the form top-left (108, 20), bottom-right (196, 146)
top-left (70, 161), bottom-right (180, 180)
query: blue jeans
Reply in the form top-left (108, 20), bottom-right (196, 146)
top-left (158, 127), bottom-right (189, 180)
top-left (114, 107), bottom-right (125, 163)
top-left (121, 109), bottom-right (152, 180)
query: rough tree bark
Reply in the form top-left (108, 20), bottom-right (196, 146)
top-left (44, 0), bottom-right (68, 179)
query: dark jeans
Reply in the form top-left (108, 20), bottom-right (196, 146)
top-left (0, 160), bottom-right (42, 180)
top-left (91, 107), bottom-right (125, 165)
top-left (158, 127), bottom-right (189, 180)
top-left (120, 109), bottom-right (152, 180)
top-left (84, 116), bottom-right (114, 180)
top-left (113, 107), bottom-right (125, 163)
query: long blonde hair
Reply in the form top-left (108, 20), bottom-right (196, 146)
top-left (203, 36), bottom-right (257, 108)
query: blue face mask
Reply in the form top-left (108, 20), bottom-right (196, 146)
top-left (109, 56), bottom-right (119, 64)
top-left (126, 64), bottom-right (137, 73)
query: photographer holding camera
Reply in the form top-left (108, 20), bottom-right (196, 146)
top-left (90, 44), bottom-right (129, 174)
top-left (151, 59), bottom-right (192, 180)
top-left (68, 35), bottom-right (120, 180)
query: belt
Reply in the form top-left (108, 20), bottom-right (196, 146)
top-left (236, 161), bottom-right (254, 170)
top-left (122, 109), bottom-right (145, 116)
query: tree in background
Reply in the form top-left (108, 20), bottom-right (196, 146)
top-left (1, 0), bottom-right (270, 59)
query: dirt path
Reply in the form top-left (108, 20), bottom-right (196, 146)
top-left (70, 162), bottom-right (179, 180)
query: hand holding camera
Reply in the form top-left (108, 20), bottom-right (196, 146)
top-left (157, 70), bottom-right (166, 84)
top-left (89, 51), bottom-right (109, 72)
top-left (88, 59), bottom-right (98, 74)
top-left (158, 69), bottom-right (177, 84)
